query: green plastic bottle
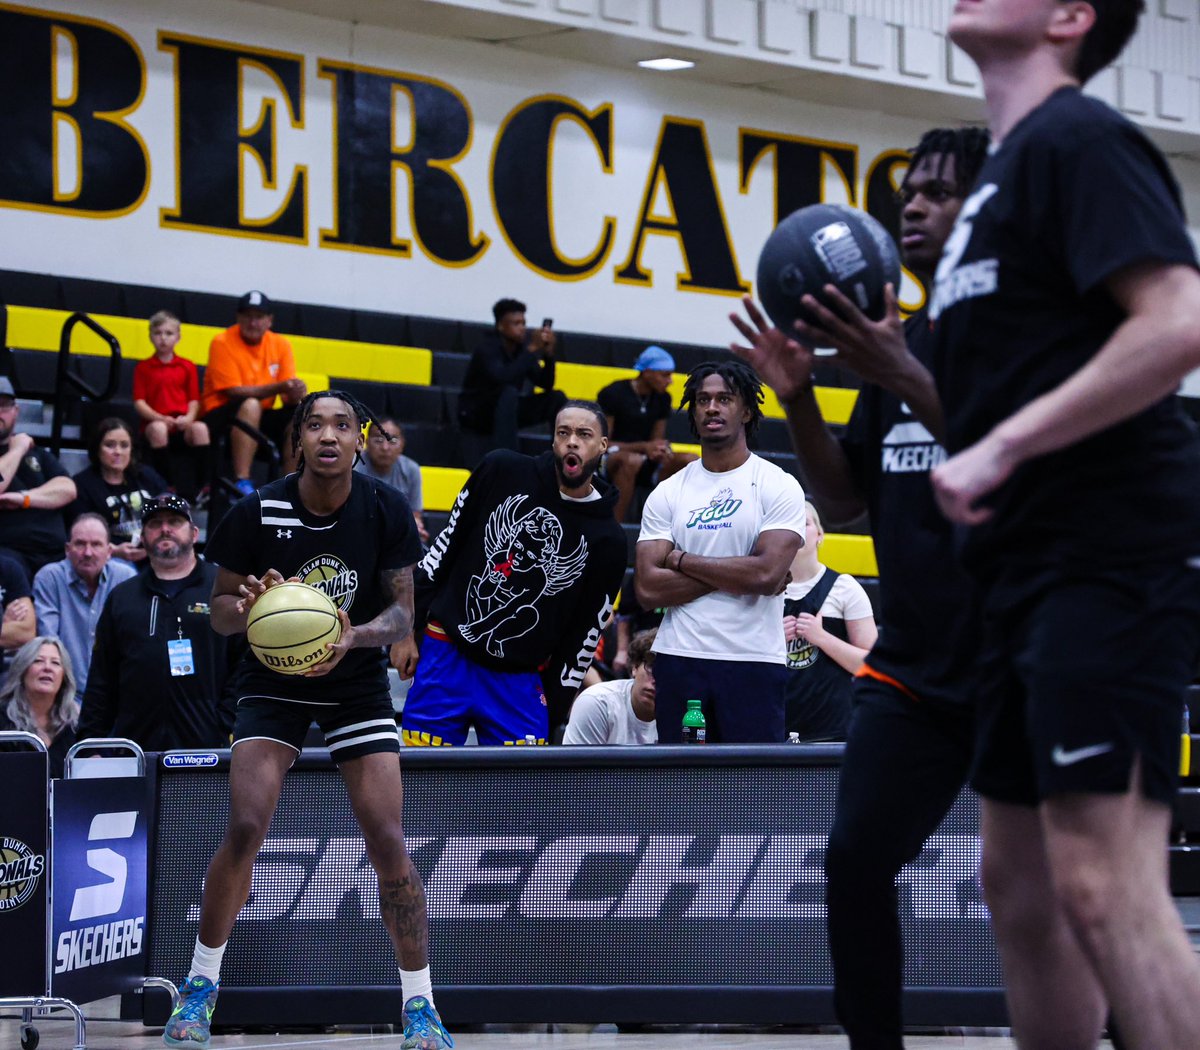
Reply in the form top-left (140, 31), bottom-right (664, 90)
top-left (681, 698), bottom-right (707, 744)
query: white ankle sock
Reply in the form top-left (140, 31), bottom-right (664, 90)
top-left (188, 938), bottom-right (227, 983)
top-left (400, 966), bottom-right (433, 1007)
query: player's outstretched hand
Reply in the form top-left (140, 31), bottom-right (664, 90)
top-left (792, 283), bottom-right (909, 387)
top-left (729, 296), bottom-right (815, 403)
top-left (235, 568), bottom-right (286, 615)
top-left (930, 435), bottom-right (1017, 525)
top-left (305, 609), bottom-right (355, 677)
top-left (390, 635), bottom-right (419, 679)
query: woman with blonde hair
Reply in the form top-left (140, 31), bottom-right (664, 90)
top-left (783, 502), bottom-right (878, 741)
top-left (0, 635), bottom-right (79, 776)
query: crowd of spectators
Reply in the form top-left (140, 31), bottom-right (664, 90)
top-left (0, 286), bottom-right (886, 762)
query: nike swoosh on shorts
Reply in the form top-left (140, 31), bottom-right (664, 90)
top-left (1051, 742), bottom-right (1115, 767)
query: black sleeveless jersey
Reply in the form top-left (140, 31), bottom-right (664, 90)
top-left (205, 472), bottom-right (423, 702)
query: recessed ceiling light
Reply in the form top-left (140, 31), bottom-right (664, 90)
top-left (638, 58), bottom-right (695, 71)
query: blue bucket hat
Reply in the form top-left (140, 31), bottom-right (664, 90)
top-left (633, 345), bottom-right (675, 373)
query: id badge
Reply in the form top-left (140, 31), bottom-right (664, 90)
top-left (168, 638), bottom-right (195, 677)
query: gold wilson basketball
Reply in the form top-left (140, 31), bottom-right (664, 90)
top-left (246, 582), bottom-right (342, 675)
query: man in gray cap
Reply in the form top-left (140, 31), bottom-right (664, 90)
top-left (0, 376), bottom-right (78, 574)
top-left (598, 345), bottom-right (696, 523)
top-left (200, 291), bottom-right (307, 494)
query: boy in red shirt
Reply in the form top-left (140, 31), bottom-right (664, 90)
top-left (133, 311), bottom-right (210, 498)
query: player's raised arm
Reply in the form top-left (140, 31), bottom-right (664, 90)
top-left (210, 566), bottom-right (286, 635)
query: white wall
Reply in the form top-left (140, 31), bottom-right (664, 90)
top-left (4, 0), bottom-right (1199, 352)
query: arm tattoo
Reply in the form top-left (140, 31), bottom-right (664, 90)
top-left (348, 566), bottom-right (414, 649)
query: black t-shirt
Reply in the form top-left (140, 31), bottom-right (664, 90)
top-left (840, 316), bottom-right (979, 706)
top-left (597, 379), bottom-right (671, 444)
top-left (69, 464), bottom-right (169, 542)
top-left (0, 445), bottom-right (69, 564)
top-left (931, 87), bottom-right (1200, 584)
top-left (204, 472), bottom-right (423, 701)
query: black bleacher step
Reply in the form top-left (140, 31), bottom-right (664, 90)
top-left (1175, 786), bottom-right (1200, 834)
top-left (432, 352), bottom-right (470, 389)
top-left (749, 417), bottom-right (793, 455)
top-left (390, 384), bottom-right (446, 425)
top-left (122, 285), bottom-right (186, 322)
top-left (560, 331), bottom-right (612, 367)
top-left (401, 423), bottom-right (460, 469)
top-left (352, 308), bottom-right (410, 346)
top-left (326, 377), bottom-right (390, 414)
top-left (409, 315), bottom-right (462, 354)
top-left (1170, 844), bottom-right (1200, 897)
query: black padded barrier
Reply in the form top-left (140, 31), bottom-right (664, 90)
top-left (140, 745), bottom-right (1005, 1029)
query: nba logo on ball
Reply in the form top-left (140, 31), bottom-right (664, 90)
top-left (757, 203), bottom-right (901, 335)
top-left (246, 582), bottom-right (342, 675)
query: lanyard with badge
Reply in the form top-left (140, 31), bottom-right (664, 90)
top-left (167, 615), bottom-right (194, 677)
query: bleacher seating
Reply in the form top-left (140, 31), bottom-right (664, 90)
top-left (0, 269), bottom-right (878, 588)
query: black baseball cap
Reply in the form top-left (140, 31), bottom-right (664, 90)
top-left (0, 377), bottom-right (14, 402)
top-left (237, 290), bottom-right (273, 313)
top-left (141, 494), bottom-right (194, 525)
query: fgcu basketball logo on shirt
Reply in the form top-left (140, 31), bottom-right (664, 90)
top-left (685, 487), bottom-right (742, 530)
top-left (0, 835), bottom-right (46, 912)
top-left (298, 554), bottom-right (359, 612)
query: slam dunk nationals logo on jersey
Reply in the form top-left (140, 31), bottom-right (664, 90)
top-left (929, 183), bottom-right (999, 321)
top-left (299, 555), bottom-right (359, 612)
top-left (461, 495), bottom-right (587, 659)
top-left (686, 487), bottom-right (743, 531)
top-left (0, 836), bottom-right (45, 912)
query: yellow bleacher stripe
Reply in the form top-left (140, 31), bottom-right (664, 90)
top-left (819, 534), bottom-right (878, 577)
top-left (4, 305), bottom-right (856, 422)
top-left (421, 466), bottom-right (470, 512)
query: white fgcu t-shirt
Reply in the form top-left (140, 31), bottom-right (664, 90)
top-left (638, 454), bottom-right (806, 664)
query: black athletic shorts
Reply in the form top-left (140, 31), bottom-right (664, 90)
top-left (971, 562), bottom-right (1200, 807)
top-left (232, 690), bottom-right (400, 762)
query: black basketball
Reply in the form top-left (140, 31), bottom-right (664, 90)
top-left (756, 203), bottom-right (902, 335)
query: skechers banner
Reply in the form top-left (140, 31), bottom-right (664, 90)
top-left (148, 754), bottom-right (1001, 1017)
top-left (52, 776), bottom-right (150, 1002)
top-left (0, 750), bottom-right (49, 997)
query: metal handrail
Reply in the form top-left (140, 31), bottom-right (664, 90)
top-left (0, 728), bottom-right (48, 752)
top-left (64, 737), bottom-right (146, 778)
top-left (50, 311), bottom-right (122, 455)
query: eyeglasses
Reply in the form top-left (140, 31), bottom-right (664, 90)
top-left (141, 494), bottom-right (192, 521)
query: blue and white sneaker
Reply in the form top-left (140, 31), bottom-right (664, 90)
top-left (163, 975), bottom-right (219, 1047)
top-left (401, 995), bottom-right (454, 1049)
top-left (234, 478), bottom-right (256, 498)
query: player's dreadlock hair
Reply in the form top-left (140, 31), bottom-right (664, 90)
top-left (680, 360), bottom-right (765, 440)
top-left (289, 389), bottom-right (391, 474)
top-left (903, 127), bottom-right (991, 199)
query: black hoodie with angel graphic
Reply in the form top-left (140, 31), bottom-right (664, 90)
top-left (414, 449), bottom-right (627, 716)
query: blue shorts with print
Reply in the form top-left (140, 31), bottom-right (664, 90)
top-left (402, 628), bottom-right (548, 746)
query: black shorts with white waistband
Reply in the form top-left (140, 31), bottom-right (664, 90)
top-left (232, 690), bottom-right (400, 762)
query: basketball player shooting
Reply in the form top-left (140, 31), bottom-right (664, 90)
top-left (163, 392), bottom-right (452, 1050)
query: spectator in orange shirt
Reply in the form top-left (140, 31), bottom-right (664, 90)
top-left (133, 311), bottom-right (209, 498)
top-left (201, 291), bottom-right (306, 495)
